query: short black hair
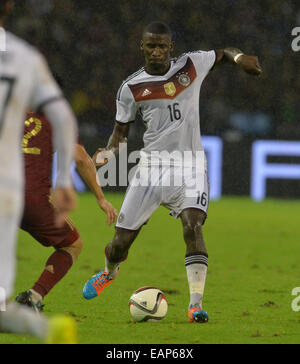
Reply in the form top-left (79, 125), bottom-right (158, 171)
top-left (143, 21), bottom-right (172, 38)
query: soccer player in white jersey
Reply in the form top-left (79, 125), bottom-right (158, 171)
top-left (0, 0), bottom-right (78, 342)
top-left (83, 21), bottom-right (262, 322)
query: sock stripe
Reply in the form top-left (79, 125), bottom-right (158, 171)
top-left (185, 255), bottom-right (208, 267)
top-left (185, 255), bottom-right (208, 262)
top-left (185, 261), bottom-right (208, 267)
top-left (185, 256), bottom-right (208, 263)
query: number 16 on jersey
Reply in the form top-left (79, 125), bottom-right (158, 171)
top-left (196, 191), bottom-right (208, 208)
top-left (167, 103), bottom-right (181, 122)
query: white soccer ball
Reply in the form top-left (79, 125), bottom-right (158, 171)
top-left (129, 287), bottom-right (168, 322)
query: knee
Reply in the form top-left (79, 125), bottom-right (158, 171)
top-left (72, 238), bottom-right (83, 260)
top-left (183, 221), bottom-right (202, 242)
top-left (61, 238), bottom-right (83, 263)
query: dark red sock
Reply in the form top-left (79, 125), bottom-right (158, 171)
top-left (32, 250), bottom-right (73, 298)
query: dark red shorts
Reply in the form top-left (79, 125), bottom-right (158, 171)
top-left (21, 192), bottom-right (80, 249)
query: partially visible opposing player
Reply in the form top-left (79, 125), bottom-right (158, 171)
top-left (83, 21), bottom-right (262, 323)
top-left (0, 0), bottom-right (77, 343)
top-left (15, 112), bottom-right (118, 312)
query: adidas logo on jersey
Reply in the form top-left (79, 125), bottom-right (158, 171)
top-left (142, 89), bottom-right (152, 97)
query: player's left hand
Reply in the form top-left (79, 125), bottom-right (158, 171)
top-left (237, 55), bottom-right (262, 76)
top-left (52, 187), bottom-right (77, 227)
top-left (97, 198), bottom-right (118, 226)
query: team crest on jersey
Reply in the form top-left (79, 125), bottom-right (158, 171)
top-left (178, 73), bottom-right (191, 87)
top-left (164, 82), bottom-right (176, 97)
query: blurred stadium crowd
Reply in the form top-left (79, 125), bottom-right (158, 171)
top-left (6, 0), bottom-right (300, 142)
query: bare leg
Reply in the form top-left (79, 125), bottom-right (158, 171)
top-left (83, 227), bottom-right (142, 299)
top-left (180, 208), bottom-right (207, 255)
top-left (105, 227), bottom-right (141, 276)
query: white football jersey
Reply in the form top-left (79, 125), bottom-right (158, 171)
top-left (116, 50), bottom-right (216, 166)
top-left (0, 29), bottom-right (61, 190)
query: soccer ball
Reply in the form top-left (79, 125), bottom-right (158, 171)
top-left (129, 287), bottom-right (168, 322)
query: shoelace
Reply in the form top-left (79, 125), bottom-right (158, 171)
top-left (92, 273), bottom-right (111, 288)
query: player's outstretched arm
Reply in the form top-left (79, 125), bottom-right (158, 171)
top-left (43, 100), bottom-right (77, 187)
top-left (215, 48), bottom-right (262, 76)
top-left (93, 122), bottom-right (130, 167)
top-left (43, 100), bottom-right (78, 227)
top-left (31, 52), bottom-right (78, 226)
top-left (75, 144), bottom-right (118, 226)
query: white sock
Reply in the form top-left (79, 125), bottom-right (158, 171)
top-left (29, 289), bottom-right (43, 304)
top-left (185, 254), bottom-right (208, 308)
top-left (0, 302), bottom-right (48, 340)
top-left (105, 256), bottom-right (120, 279)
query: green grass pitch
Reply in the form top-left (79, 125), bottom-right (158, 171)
top-left (1, 193), bottom-right (300, 344)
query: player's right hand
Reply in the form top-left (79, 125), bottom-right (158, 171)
top-left (92, 148), bottom-right (115, 167)
top-left (237, 55), bottom-right (262, 76)
top-left (97, 198), bottom-right (118, 226)
top-left (52, 187), bottom-right (77, 227)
